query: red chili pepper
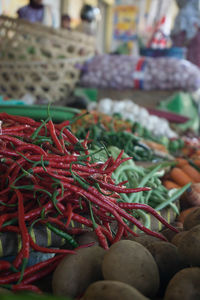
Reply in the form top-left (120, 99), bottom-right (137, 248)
top-left (29, 235), bottom-right (76, 254)
top-left (95, 180), bottom-right (151, 193)
top-left (0, 135), bottom-right (26, 146)
top-left (118, 203), bottom-right (179, 233)
top-left (2, 125), bottom-right (31, 134)
top-left (112, 223), bottom-right (124, 244)
top-left (65, 203), bottom-right (73, 227)
top-left (12, 283), bottom-right (42, 294)
top-left (0, 113), bottom-right (176, 287)
top-left (17, 145), bottom-right (47, 156)
top-left (0, 157), bottom-right (15, 165)
top-left (62, 127), bottom-right (79, 145)
top-left (0, 149), bottom-right (20, 157)
top-left (0, 261), bottom-right (18, 273)
top-left (16, 190), bottom-right (30, 282)
top-left (0, 113), bottom-right (37, 125)
top-left (0, 212), bottom-right (17, 229)
top-left (95, 226), bottom-right (109, 249)
top-left (21, 260), bottom-right (61, 285)
top-left (0, 252), bottom-right (65, 285)
top-left (55, 120), bottom-right (70, 130)
top-left (13, 249), bottom-right (24, 269)
top-left (48, 120), bottom-right (64, 153)
top-left (61, 182), bottom-right (138, 237)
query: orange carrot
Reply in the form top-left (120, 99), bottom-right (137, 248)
top-left (194, 149), bottom-right (200, 156)
top-left (170, 167), bottom-right (193, 187)
top-left (175, 158), bottom-right (188, 168)
top-left (181, 164), bottom-right (200, 183)
top-left (163, 180), bottom-right (181, 190)
top-left (193, 159), bottom-right (200, 168)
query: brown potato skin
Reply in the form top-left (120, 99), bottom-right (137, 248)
top-left (145, 241), bottom-right (182, 287)
top-left (134, 234), bottom-right (161, 247)
top-left (102, 240), bottom-right (159, 298)
top-left (171, 231), bottom-right (188, 247)
top-left (164, 268), bottom-right (200, 300)
top-left (178, 225), bottom-right (200, 267)
top-left (83, 280), bottom-right (149, 300)
top-left (160, 226), bottom-right (183, 242)
top-left (52, 246), bottom-right (105, 298)
top-left (183, 208), bottom-right (200, 230)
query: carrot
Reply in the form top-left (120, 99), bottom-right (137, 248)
top-left (194, 149), bottom-right (200, 156)
top-left (170, 167), bottom-right (193, 187)
top-left (181, 147), bottom-right (191, 156)
top-left (175, 158), bottom-right (188, 168)
top-left (181, 164), bottom-right (200, 183)
top-left (193, 159), bottom-right (200, 168)
top-left (163, 180), bottom-right (181, 190)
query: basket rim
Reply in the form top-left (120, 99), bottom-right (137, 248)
top-left (0, 56), bottom-right (93, 65)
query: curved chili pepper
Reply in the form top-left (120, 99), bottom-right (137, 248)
top-left (48, 120), bottom-right (64, 153)
top-left (16, 190), bottom-right (30, 283)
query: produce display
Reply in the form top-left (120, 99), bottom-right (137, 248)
top-left (0, 106), bottom-right (200, 300)
top-left (94, 98), bottom-right (178, 138)
top-left (0, 112), bottom-right (178, 293)
top-left (72, 109), bottom-right (182, 159)
top-left (80, 54), bottom-right (200, 91)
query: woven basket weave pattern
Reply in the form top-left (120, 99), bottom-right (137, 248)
top-left (0, 16), bottom-right (95, 102)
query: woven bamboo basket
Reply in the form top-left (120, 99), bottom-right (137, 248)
top-left (0, 16), bottom-right (95, 102)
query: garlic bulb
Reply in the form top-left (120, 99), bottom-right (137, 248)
top-left (96, 98), bottom-right (177, 138)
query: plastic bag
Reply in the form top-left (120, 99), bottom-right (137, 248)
top-left (158, 92), bottom-right (199, 133)
top-left (80, 55), bottom-right (200, 91)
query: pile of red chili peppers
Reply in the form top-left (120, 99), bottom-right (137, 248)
top-left (0, 112), bottom-right (178, 294)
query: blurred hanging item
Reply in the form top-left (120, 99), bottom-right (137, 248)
top-left (172, 0), bottom-right (200, 40)
top-left (172, 0), bottom-right (200, 67)
top-left (147, 16), bottom-right (168, 49)
top-left (147, 0), bottom-right (173, 49)
top-left (113, 4), bottom-right (139, 41)
top-left (137, 0), bottom-right (174, 49)
top-left (43, 4), bottom-right (54, 27)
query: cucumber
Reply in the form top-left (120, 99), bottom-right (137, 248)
top-left (0, 105), bottom-right (80, 122)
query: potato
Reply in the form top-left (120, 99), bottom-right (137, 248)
top-left (178, 207), bottom-right (198, 224)
top-left (183, 208), bottom-right (200, 230)
top-left (102, 240), bottom-right (159, 297)
top-left (160, 226), bottom-right (183, 242)
top-left (178, 225), bottom-right (200, 266)
top-left (52, 246), bottom-right (105, 298)
top-left (134, 234), bottom-right (161, 247)
top-left (164, 267), bottom-right (200, 300)
top-left (145, 241), bottom-right (181, 286)
top-left (83, 280), bottom-right (149, 300)
top-left (171, 231), bottom-right (188, 247)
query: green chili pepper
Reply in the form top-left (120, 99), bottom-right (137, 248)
top-left (46, 222), bottom-right (78, 248)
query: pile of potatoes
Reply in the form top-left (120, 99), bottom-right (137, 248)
top-left (51, 208), bottom-right (200, 300)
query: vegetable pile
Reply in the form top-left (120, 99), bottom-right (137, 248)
top-left (72, 110), bottom-right (184, 160)
top-left (96, 98), bottom-right (177, 138)
top-left (0, 113), bottom-right (177, 293)
top-left (90, 146), bottom-right (190, 229)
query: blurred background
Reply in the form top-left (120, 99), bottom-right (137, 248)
top-left (0, 0), bottom-right (200, 114)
